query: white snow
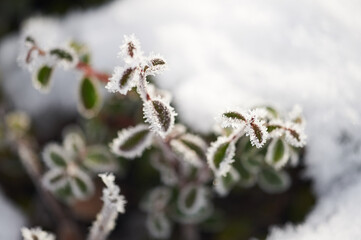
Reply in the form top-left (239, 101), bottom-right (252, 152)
top-left (1, 0), bottom-right (361, 239)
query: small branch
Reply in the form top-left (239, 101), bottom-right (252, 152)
top-left (76, 62), bottom-right (110, 84)
top-left (15, 137), bottom-right (83, 239)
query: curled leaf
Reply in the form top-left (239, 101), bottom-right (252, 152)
top-left (110, 124), bottom-right (153, 158)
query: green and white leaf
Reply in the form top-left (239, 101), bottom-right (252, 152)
top-left (141, 186), bottom-right (172, 213)
top-left (63, 131), bottom-right (86, 158)
top-left (214, 166), bottom-right (240, 196)
top-left (143, 98), bottom-right (177, 138)
top-left (207, 136), bottom-right (236, 177)
top-left (78, 76), bottom-right (102, 118)
top-left (170, 133), bottom-right (207, 167)
top-left (110, 124), bottom-right (153, 158)
top-left (42, 168), bottom-right (67, 192)
top-left (42, 143), bottom-right (70, 169)
top-left (105, 66), bottom-right (139, 95)
top-left (258, 167), bottom-right (290, 194)
top-left (177, 185), bottom-right (208, 216)
top-left (146, 213), bottom-right (171, 240)
top-left (241, 155), bottom-right (263, 174)
top-left (265, 138), bottom-right (290, 169)
top-left (49, 47), bottom-right (78, 68)
top-left (32, 65), bottom-right (53, 93)
top-left (84, 145), bottom-right (117, 172)
top-left (218, 110), bottom-right (247, 128)
top-left (68, 167), bottom-right (94, 200)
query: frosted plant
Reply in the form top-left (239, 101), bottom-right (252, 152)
top-left (18, 35), bottom-right (108, 118)
top-left (88, 173), bottom-right (126, 240)
top-left (21, 227), bottom-right (55, 240)
top-left (12, 32), bottom-right (308, 240)
top-left (208, 106), bottom-right (306, 195)
top-left (106, 34), bottom-right (176, 138)
top-left (42, 128), bottom-right (117, 201)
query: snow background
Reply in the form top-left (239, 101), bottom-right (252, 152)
top-left (1, 0), bottom-right (361, 238)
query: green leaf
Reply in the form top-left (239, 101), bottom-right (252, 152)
top-left (223, 111), bottom-right (246, 121)
top-left (78, 76), bottom-right (101, 118)
top-left (265, 138), bottom-right (289, 169)
top-left (120, 129), bottom-right (149, 151)
top-left (258, 167), bottom-right (290, 193)
top-left (43, 144), bottom-right (69, 169)
top-left (50, 48), bottom-right (74, 62)
top-left (120, 67), bottom-right (136, 88)
top-left (50, 152), bottom-right (67, 167)
top-left (214, 166), bottom-right (240, 196)
top-left (185, 187), bottom-right (197, 208)
top-left (84, 145), bottom-right (117, 172)
top-left (213, 142), bottom-right (230, 169)
top-left (32, 65), bottom-right (53, 92)
top-left (111, 124), bottom-right (153, 159)
top-left (152, 100), bottom-right (172, 132)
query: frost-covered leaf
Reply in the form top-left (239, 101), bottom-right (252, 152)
top-left (172, 194), bottom-right (213, 225)
top-left (258, 167), bottom-right (290, 193)
top-left (63, 131), bottom-right (86, 157)
top-left (32, 65), bottom-right (53, 93)
top-left (143, 98), bottom-right (176, 138)
top-left (49, 47), bottom-right (78, 68)
top-left (234, 159), bottom-right (256, 188)
top-left (110, 124), bottom-right (153, 158)
top-left (147, 83), bottom-right (172, 103)
top-left (119, 34), bottom-right (142, 64)
top-left (178, 185), bottom-right (207, 216)
top-left (241, 155), bottom-right (263, 174)
top-left (84, 145), bottom-right (117, 172)
top-left (214, 166), bottom-right (240, 196)
top-left (170, 133), bottom-right (207, 167)
top-left (219, 110), bottom-right (247, 128)
top-left (42, 143), bottom-right (70, 169)
top-left (284, 125), bottom-right (306, 148)
top-left (146, 213), bottom-right (171, 240)
top-left (207, 136), bottom-right (235, 177)
top-left (151, 156), bottom-right (178, 186)
top-left (21, 227), bottom-right (55, 240)
top-left (42, 168), bottom-right (67, 192)
top-left (142, 187), bottom-right (172, 213)
top-left (145, 54), bottom-right (167, 76)
top-left (246, 119), bottom-right (268, 148)
top-left (68, 167), bottom-right (94, 200)
top-left (105, 66), bottom-right (139, 95)
top-left (265, 138), bottom-right (290, 169)
top-left (78, 76), bottom-right (101, 118)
